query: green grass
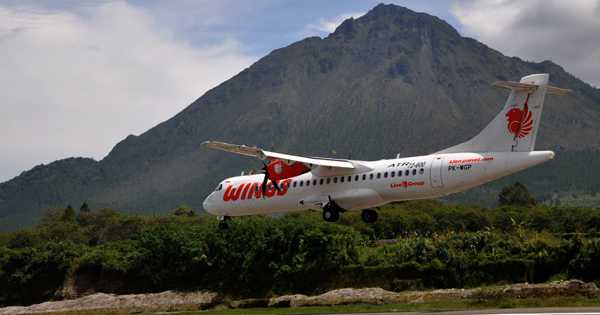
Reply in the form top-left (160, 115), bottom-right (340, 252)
top-left (172, 301), bottom-right (471, 315)
top-left (167, 297), bottom-right (600, 315)
top-left (40, 296), bottom-right (600, 315)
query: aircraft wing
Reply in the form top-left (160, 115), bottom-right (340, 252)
top-left (202, 141), bottom-right (355, 169)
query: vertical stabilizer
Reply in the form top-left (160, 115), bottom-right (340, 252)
top-left (438, 73), bottom-right (568, 153)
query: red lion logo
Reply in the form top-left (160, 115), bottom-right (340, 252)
top-left (505, 96), bottom-right (533, 139)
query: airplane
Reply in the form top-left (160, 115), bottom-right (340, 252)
top-left (202, 73), bottom-right (570, 228)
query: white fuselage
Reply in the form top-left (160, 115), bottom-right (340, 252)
top-left (202, 150), bottom-right (554, 216)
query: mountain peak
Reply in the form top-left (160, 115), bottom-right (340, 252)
top-left (332, 3), bottom-right (460, 41)
top-left (369, 3), bottom-right (417, 16)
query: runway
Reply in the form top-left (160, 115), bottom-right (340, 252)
top-left (327, 308), bottom-right (600, 315)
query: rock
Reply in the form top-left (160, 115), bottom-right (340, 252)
top-left (269, 287), bottom-right (466, 307)
top-left (228, 298), bottom-right (270, 308)
top-left (268, 294), bottom-right (308, 307)
top-left (499, 280), bottom-right (599, 299)
top-left (268, 280), bottom-right (599, 308)
top-left (2, 280), bottom-right (598, 314)
top-left (0, 291), bottom-right (219, 315)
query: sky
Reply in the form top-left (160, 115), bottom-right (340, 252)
top-left (0, 0), bottom-right (599, 182)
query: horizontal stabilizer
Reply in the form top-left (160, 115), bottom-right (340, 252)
top-left (546, 85), bottom-right (572, 96)
top-left (493, 81), bottom-right (537, 92)
top-left (493, 80), bottom-right (571, 96)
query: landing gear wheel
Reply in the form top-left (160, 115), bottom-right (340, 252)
top-left (217, 216), bottom-right (231, 230)
top-left (322, 208), bottom-right (340, 222)
top-left (361, 209), bottom-right (378, 223)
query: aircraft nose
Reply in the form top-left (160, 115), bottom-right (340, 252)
top-left (202, 195), bottom-right (211, 212)
top-left (203, 193), bottom-right (217, 215)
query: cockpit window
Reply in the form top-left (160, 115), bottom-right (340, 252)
top-left (215, 184), bottom-right (223, 191)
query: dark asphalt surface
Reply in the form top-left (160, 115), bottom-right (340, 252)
top-left (327, 307), bottom-right (600, 315)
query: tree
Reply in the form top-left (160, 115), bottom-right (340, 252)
top-left (173, 205), bottom-right (195, 217)
top-left (80, 202), bottom-right (90, 213)
top-left (77, 202), bottom-right (93, 225)
top-left (498, 182), bottom-right (537, 207)
top-left (63, 204), bottom-right (76, 221)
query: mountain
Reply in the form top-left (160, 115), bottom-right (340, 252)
top-left (1, 4), bottom-right (600, 231)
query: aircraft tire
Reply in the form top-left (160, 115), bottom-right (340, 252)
top-left (361, 209), bottom-right (378, 223)
top-left (322, 208), bottom-right (340, 222)
top-left (218, 216), bottom-right (231, 230)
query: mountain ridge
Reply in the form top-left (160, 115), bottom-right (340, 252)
top-left (1, 3), bottom-right (599, 230)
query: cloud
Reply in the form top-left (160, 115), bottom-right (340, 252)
top-left (0, 2), bottom-right (255, 182)
top-left (452, 0), bottom-right (600, 87)
top-left (304, 11), bottom-right (365, 35)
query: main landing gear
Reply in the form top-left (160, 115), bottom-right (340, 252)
top-left (321, 198), bottom-right (379, 224)
top-left (361, 209), bottom-right (378, 223)
top-left (217, 216), bottom-right (231, 230)
top-left (322, 207), bottom-right (340, 222)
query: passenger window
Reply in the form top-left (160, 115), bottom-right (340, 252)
top-left (306, 180), bottom-right (310, 187)
top-left (293, 181), bottom-right (297, 188)
top-left (376, 173), bottom-right (381, 179)
top-left (320, 178), bottom-right (324, 185)
top-left (412, 169), bottom-right (417, 175)
top-left (369, 174), bottom-right (374, 180)
top-left (398, 170), bottom-right (402, 177)
top-left (362, 174), bottom-right (366, 180)
top-left (326, 178), bottom-right (331, 184)
top-left (419, 168), bottom-right (424, 175)
top-left (391, 171), bottom-right (395, 177)
top-left (299, 181), bottom-right (303, 187)
top-left (355, 175), bottom-right (359, 181)
top-left (384, 172), bottom-right (388, 178)
top-left (340, 176), bottom-right (345, 183)
top-left (333, 177), bottom-right (338, 183)
top-left (348, 176), bottom-right (352, 182)
top-left (405, 170), bottom-right (410, 176)
top-left (313, 179), bottom-right (317, 185)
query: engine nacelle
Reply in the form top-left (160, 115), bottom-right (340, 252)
top-left (266, 159), bottom-right (309, 181)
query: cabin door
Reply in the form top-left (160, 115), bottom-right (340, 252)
top-left (431, 157), bottom-right (444, 188)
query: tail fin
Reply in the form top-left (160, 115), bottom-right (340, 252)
top-left (438, 73), bottom-right (570, 153)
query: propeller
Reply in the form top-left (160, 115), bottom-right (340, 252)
top-left (259, 162), bottom-right (281, 197)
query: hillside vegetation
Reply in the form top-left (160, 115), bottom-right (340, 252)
top-left (2, 199), bottom-right (600, 307)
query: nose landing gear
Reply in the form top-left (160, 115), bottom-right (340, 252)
top-left (361, 209), bottom-right (378, 223)
top-left (217, 216), bottom-right (231, 230)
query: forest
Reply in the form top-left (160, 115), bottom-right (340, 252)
top-left (1, 185), bottom-right (600, 307)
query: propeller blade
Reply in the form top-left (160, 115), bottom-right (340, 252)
top-left (272, 179), bottom-right (281, 192)
top-left (260, 161), bottom-right (281, 193)
top-left (261, 172), bottom-right (269, 197)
